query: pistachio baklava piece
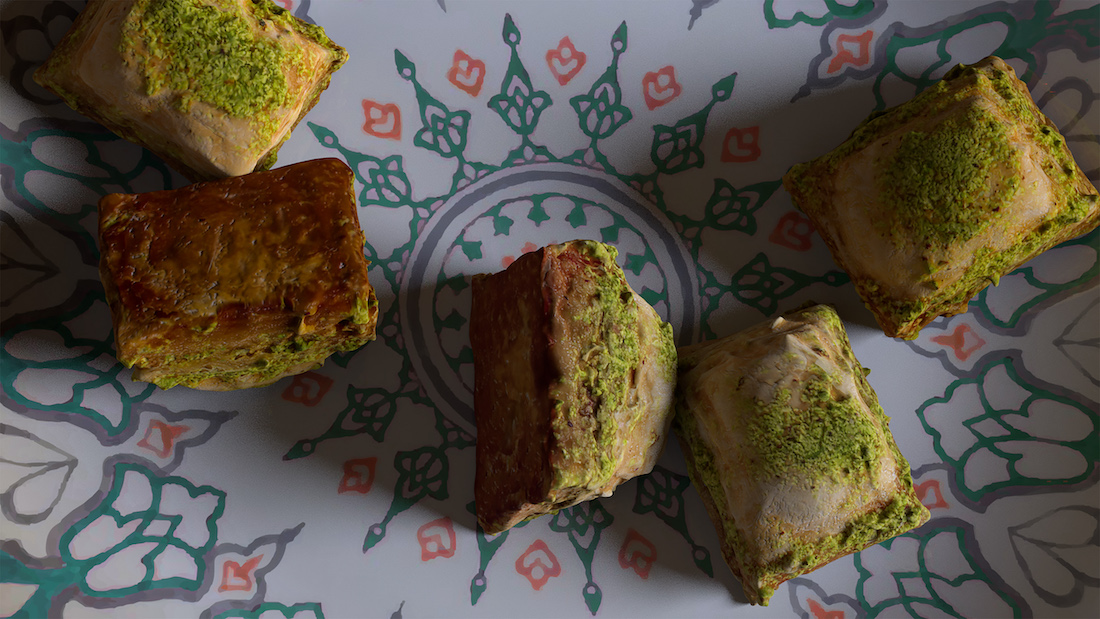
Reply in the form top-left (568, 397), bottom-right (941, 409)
top-left (783, 56), bottom-right (1099, 339)
top-left (674, 304), bottom-right (929, 605)
top-left (98, 158), bottom-right (377, 390)
top-left (471, 240), bottom-right (677, 535)
top-left (35, 0), bottom-right (347, 180)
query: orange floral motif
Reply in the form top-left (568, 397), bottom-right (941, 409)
top-left (272, 0), bottom-right (294, 10)
top-left (809, 598), bottom-right (847, 619)
top-left (930, 324), bottom-right (986, 361)
top-left (281, 371), bottom-right (334, 406)
top-left (617, 529), bottom-right (657, 579)
top-left (915, 479), bottom-right (950, 510)
top-left (515, 539), bottom-right (561, 591)
top-left (769, 211), bottom-right (815, 251)
top-left (136, 421), bottom-right (189, 459)
top-left (546, 37), bottom-right (586, 86)
top-left (502, 241), bottom-right (541, 268)
top-left (219, 555), bottom-right (264, 592)
top-left (827, 30), bottom-right (874, 74)
top-left (642, 66), bottom-right (682, 110)
top-left (447, 50), bottom-right (487, 97)
top-left (338, 457), bottom-right (377, 495)
top-left (362, 100), bottom-right (402, 140)
top-left (720, 126), bottom-right (760, 162)
top-left (417, 517), bottom-right (457, 561)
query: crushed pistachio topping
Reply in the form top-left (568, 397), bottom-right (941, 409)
top-left (127, 0), bottom-right (293, 120)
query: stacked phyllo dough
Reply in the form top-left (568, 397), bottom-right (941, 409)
top-left (471, 241), bottom-right (677, 535)
top-left (98, 159), bottom-right (377, 390)
top-left (784, 57), bottom-right (1099, 339)
top-left (34, 0), bottom-right (347, 180)
top-left (673, 305), bottom-right (929, 604)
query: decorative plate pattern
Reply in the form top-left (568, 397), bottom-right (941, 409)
top-left (1, 0), bottom-right (1097, 617)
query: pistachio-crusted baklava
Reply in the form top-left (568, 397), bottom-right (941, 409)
top-left (35, 0), bottom-right (348, 180)
top-left (783, 57), bottom-right (1099, 339)
top-left (471, 240), bottom-right (677, 535)
top-left (98, 158), bottom-right (377, 390)
top-left (674, 304), bottom-right (929, 605)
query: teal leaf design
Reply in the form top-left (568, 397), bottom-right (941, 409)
top-left (488, 14), bottom-right (552, 137)
top-left (214, 603), bottom-right (324, 619)
top-left (701, 178), bottom-right (782, 235)
top-left (855, 519), bottom-right (1025, 617)
top-left (467, 500), bottom-right (530, 605)
top-left (60, 461), bottom-right (226, 598)
top-left (365, 446), bottom-right (450, 552)
top-left (972, 229), bottom-right (1099, 329)
top-left (549, 501), bottom-right (613, 615)
top-left (650, 72), bottom-right (736, 174)
top-left (284, 386), bottom-right (401, 460)
top-left (396, 50), bottom-right (471, 160)
top-left (732, 253), bottom-right (849, 315)
top-left (916, 357), bottom-right (1099, 502)
top-left (632, 466), bottom-right (713, 576)
top-left (1, 290), bottom-right (157, 438)
top-left (764, 0), bottom-right (874, 29)
top-left (570, 22), bottom-right (632, 142)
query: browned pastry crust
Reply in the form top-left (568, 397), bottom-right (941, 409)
top-left (783, 57), bottom-right (1099, 339)
top-left (471, 241), bottom-right (677, 535)
top-left (673, 304), bottom-right (929, 605)
top-left (98, 158), bottom-right (377, 390)
top-left (34, 0), bottom-right (347, 180)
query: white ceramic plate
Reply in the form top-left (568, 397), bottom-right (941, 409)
top-left (2, 1), bottom-right (1097, 617)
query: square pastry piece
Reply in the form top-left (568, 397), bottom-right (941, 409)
top-left (471, 240), bottom-right (677, 535)
top-left (784, 56), bottom-right (1099, 339)
top-left (35, 0), bottom-right (347, 180)
top-left (98, 158), bottom-right (377, 390)
top-left (674, 304), bottom-right (929, 605)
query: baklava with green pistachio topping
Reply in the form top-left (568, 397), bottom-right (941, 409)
top-left (98, 158), bottom-right (377, 390)
top-left (34, 0), bottom-right (347, 181)
top-left (674, 304), bottom-right (928, 605)
top-left (471, 240), bottom-right (677, 535)
top-left (783, 56), bottom-right (1099, 339)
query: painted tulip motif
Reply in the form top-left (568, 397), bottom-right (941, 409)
top-left (515, 540), bottom-right (561, 591)
top-left (768, 211), bottom-right (815, 251)
top-left (721, 125), bottom-right (760, 162)
top-left (546, 36), bottom-right (586, 86)
top-left (642, 66), bottom-right (682, 110)
top-left (362, 100), bottom-right (402, 140)
top-left (282, 372), bottom-right (334, 407)
top-left (447, 50), bottom-right (487, 97)
top-left (618, 529), bottom-right (657, 579)
top-left (338, 458), bottom-right (377, 495)
top-left (930, 324), bottom-right (987, 362)
top-left (417, 517), bottom-right (457, 561)
top-left (136, 420), bottom-right (189, 459)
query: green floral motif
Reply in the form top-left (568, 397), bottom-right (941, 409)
top-left (284, 386), bottom-right (403, 459)
top-left (0, 123), bottom-right (176, 253)
top-left (764, 0), bottom-right (874, 29)
top-left (650, 73), bottom-right (736, 174)
top-left (365, 446), bottom-right (450, 551)
top-left (1, 291), bottom-right (156, 438)
top-left (214, 603), bottom-right (324, 619)
top-left (570, 23), bottom-right (632, 144)
top-left (396, 50), bottom-right (471, 159)
top-left (489, 14), bottom-right (551, 151)
top-left (632, 465), bottom-right (713, 577)
top-left (701, 178), bottom-right (783, 236)
top-left (868, 2), bottom-right (1099, 110)
top-left (549, 501), bottom-right (614, 615)
top-left (467, 500), bottom-right (530, 605)
top-left (916, 357), bottom-right (1099, 502)
top-left (855, 519), bottom-right (1024, 617)
top-left (972, 229), bottom-right (1099, 329)
top-left (732, 253), bottom-right (849, 315)
top-left (1, 461), bottom-right (225, 617)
